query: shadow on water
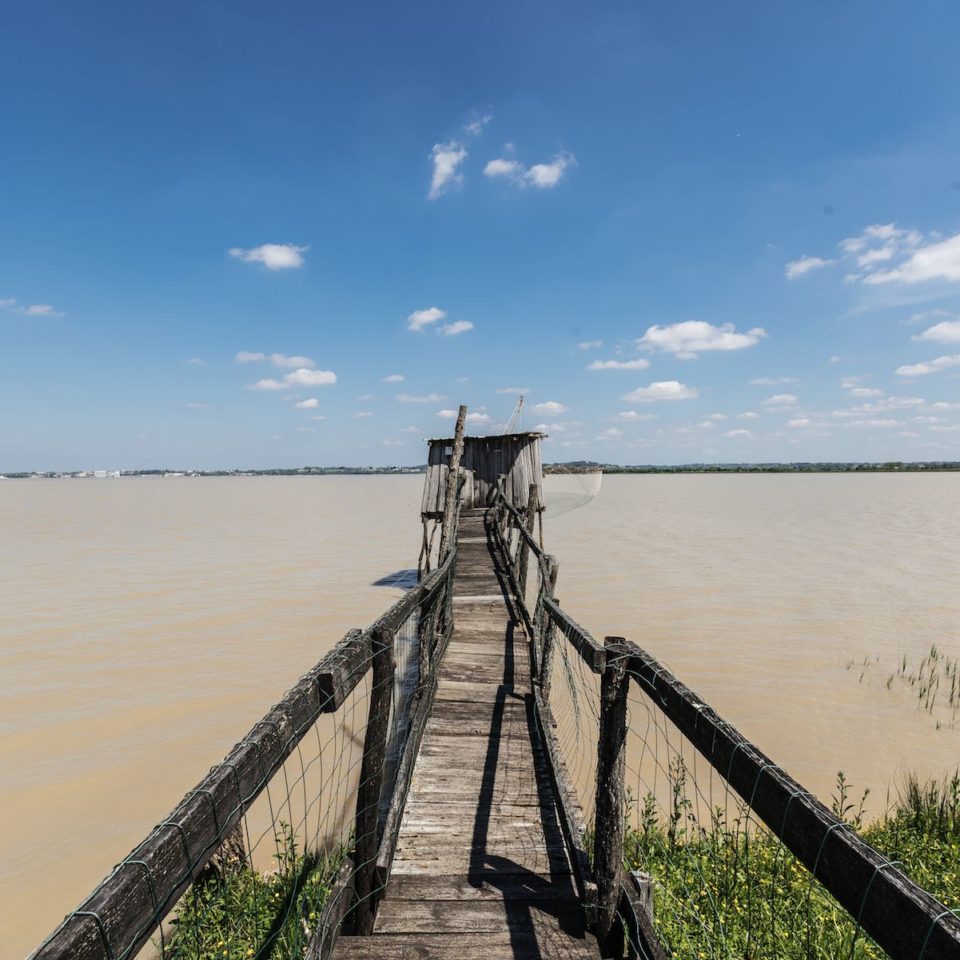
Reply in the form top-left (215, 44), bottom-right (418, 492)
top-left (371, 569), bottom-right (419, 589)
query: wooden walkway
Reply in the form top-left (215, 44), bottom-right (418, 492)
top-left (333, 509), bottom-right (599, 960)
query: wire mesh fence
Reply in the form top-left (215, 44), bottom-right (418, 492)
top-left (30, 544), bottom-right (457, 960)
top-left (493, 484), bottom-right (960, 960)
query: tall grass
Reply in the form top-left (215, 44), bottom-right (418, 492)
top-left (624, 769), bottom-right (960, 960)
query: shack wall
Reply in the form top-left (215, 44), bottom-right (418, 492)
top-left (420, 434), bottom-right (543, 517)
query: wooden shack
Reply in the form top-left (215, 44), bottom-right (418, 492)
top-left (420, 431), bottom-right (545, 518)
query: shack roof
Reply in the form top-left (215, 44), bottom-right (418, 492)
top-left (426, 431), bottom-right (547, 443)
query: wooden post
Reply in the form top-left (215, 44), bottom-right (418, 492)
top-left (593, 635), bottom-right (629, 957)
top-left (437, 404), bottom-right (467, 561)
top-left (351, 626), bottom-right (394, 935)
top-left (538, 556), bottom-right (559, 697)
top-left (515, 483), bottom-right (538, 596)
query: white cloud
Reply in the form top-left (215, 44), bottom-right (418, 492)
top-left (638, 321), bottom-right (766, 358)
top-left (382, 374), bottom-right (405, 382)
top-left (353, 411), bottom-right (374, 418)
top-left (832, 396), bottom-right (924, 416)
top-left (762, 393), bottom-right (798, 407)
top-left (864, 233), bottom-right (960, 285)
top-left (383, 440), bottom-right (404, 447)
top-left (295, 398), bottom-right (319, 409)
top-left (532, 400), bottom-right (568, 416)
top-left (401, 425), bottom-right (420, 433)
top-left (407, 307), bottom-right (447, 332)
top-left (750, 376), bottom-right (798, 386)
top-left (914, 320), bottom-right (960, 344)
top-left (185, 402), bottom-right (210, 409)
top-left (896, 354), bottom-right (960, 376)
top-left (785, 256), bottom-right (834, 279)
top-left (439, 320), bottom-right (474, 336)
top-left (248, 378), bottom-right (286, 391)
top-left (0, 298), bottom-right (14, 309)
top-left (787, 418), bottom-right (811, 428)
top-left (1, 297), bottom-right (65, 317)
top-left (398, 392), bottom-right (445, 403)
top-left (235, 351), bottom-right (316, 368)
top-left (707, 413), bottom-right (728, 420)
top-left (847, 419), bottom-right (901, 428)
top-left (358, 393), bottom-right (374, 401)
top-left (597, 428), bottom-right (623, 440)
top-left (463, 113), bottom-right (492, 137)
top-left (497, 386), bottom-right (529, 394)
top-left (526, 152), bottom-right (575, 188)
top-left (622, 381), bottom-right (699, 403)
top-left (484, 158), bottom-right (524, 178)
top-left (284, 368), bottom-right (337, 386)
top-left (483, 151), bottom-right (575, 189)
top-left (588, 358), bottom-right (651, 371)
top-left (428, 141), bottom-right (467, 200)
top-left (310, 415), bottom-right (327, 421)
top-left (738, 411), bottom-right (760, 420)
top-left (617, 411), bottom-right (657, 421)
top-left (436, 409), bottom-right (490, 424)
top-left (186, 357), bottom-right (206, 366)
top-left (577, 340), bottom-right (603, 350)
top-left (229, 243), bottom-right (307, 270)
top-left (847, 386), bottom-right (884, 397)
top-left (726, 429), bottom-right (752, 439)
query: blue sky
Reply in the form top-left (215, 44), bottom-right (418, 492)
top-left (2, 0), bottom-right (960, 469)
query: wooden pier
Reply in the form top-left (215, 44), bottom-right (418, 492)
top-left (28, 404), bottom-right (960, 960)
top-left (333, 509), bottom-right (598, 960)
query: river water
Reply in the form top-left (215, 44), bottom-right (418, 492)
top-left (2, 474), bottom-right (957, 957)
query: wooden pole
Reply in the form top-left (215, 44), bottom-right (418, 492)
top-left (538, 556), bottom-right (560, 697)
top-left (351, 626), bottom-right (394, 935)
top-left (515, 483), bottom-right (538, 595)
top-left (437, 404), bottom-right (467, 561)
top-left (593, 635), bottom-right (629, 956)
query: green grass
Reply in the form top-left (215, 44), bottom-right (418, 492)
top-left (164, 825), bottom-right (345, 960)
top-left (623, 767), bottom-right (960, 960)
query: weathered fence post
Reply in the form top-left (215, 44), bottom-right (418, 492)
top-left (594, 635), bottom-right (629, 958)
top-left (437, 405), bottom-right (467, 561)
top-left (515, 483), bottom-right (539, 595)
top-left (351, 626), bottom-right (395, 935)
top-left (537, 556), bottom-right (560, 695)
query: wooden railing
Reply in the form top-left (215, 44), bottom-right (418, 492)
top-left (491, 483), bottom-right (960, 960)
top-left (30, 501), bottom-right (463, 960)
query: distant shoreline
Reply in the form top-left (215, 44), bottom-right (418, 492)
top-left (3, 460), bottom-right (959, 479)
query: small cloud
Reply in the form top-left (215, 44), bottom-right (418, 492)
top-left (726, 429), bottom-right (752, 439)
top-left (913, 319), bottom-right (960, 344)
top-left (248, 378), bottom-right (287, 391)
top-left (382, 374), bottom-right (405, 383)
top-left (762, 393), bottom-right (798, 407)
top-left (497, 386), bottom-right (529, 394)
top-left (295, 398), bottom-right (319, 409)
top-left (787, 418), bottom-right (811, 428)
top-left (407, 306), bottom-right (446, 332)
top-left (358, 393), bottom-right (374, 401)
top-left (185, 402), bottom-right (210, 409)
top-left (428, 141), bottom-right (467, 200)
top-left (750, 376), bottom-right (798, 386)
top-left (577, 340), bottom-right (603, 351)
top-left (436, 409), bottom-right (490, 424)
top-left (587, 358), bottom-right (650, 371)
top-left (847, 387), bottom-right (884, 397)
top-left (229, 243), bottom-right (307, 270)
top-left (383, 439), bottom-right (404, 446)
top-left (483, 151), bottom-right (576, 189)
top-left (401, 425), bottom-right (420, 433)
top-left (738, 411), bottom-right (760, 420)
top-left (439, 320), bottom-right (474, 336)
top-left (235, 351), bottom-right (266, 363)
top-left (597, 428), bottom-right (623, 440)
top-left (463, 112), bottom-right (492, 137)
top-left (284, 368), bottom-right (336, 386)
top-left (785, 256), bottom-right (834, 279)
top-left (896, 354), bottom-right (960, 376)
top-left (847, 419), bottom-right (901, 428)
top-left (398, 392), bottom-right (445, 403)
top-left (186, 357), bottom-right (206, 366)
top-left (622, 381), bottom-right (699, 403)
top-left (829, 355), bottom-right (842, 364)
top-left (861, 232), bottom-right (960, 285)
top-left (532, 400), bottom-right (568, 416)
top-left (617, 410), bottom-right (657, 421)
top-left (310, 415), bottom-right (328, 421)
top-left (236, 351), bottom-right (317, 368)
top-left (353, 411), bottom-right (374, 418)
top-left (638, 321), bottom-right (766, 358)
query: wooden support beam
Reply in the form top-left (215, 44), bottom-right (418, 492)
top-left (593, 636), bottom-right (630, 956)
top-left (437, 404), bottom-right (467, 560)
top-left (350, 626), bottom-right (395, 936)
top-left (515, 483), bottom-right (539, 599)
top-left (537, 556), bottom-right (559, 696)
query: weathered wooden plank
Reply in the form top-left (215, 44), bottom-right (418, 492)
top-left (384, 874), bottom-right (579, 902)
top-left (374, 898), bottom-right (589, 935)
top-left (333, 932), bottom-right (597, 960)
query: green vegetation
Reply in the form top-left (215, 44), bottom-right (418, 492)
top-left (624, 765), bottom-right (960, 959)
top-left (165, 825), bottom-right (344, 960)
